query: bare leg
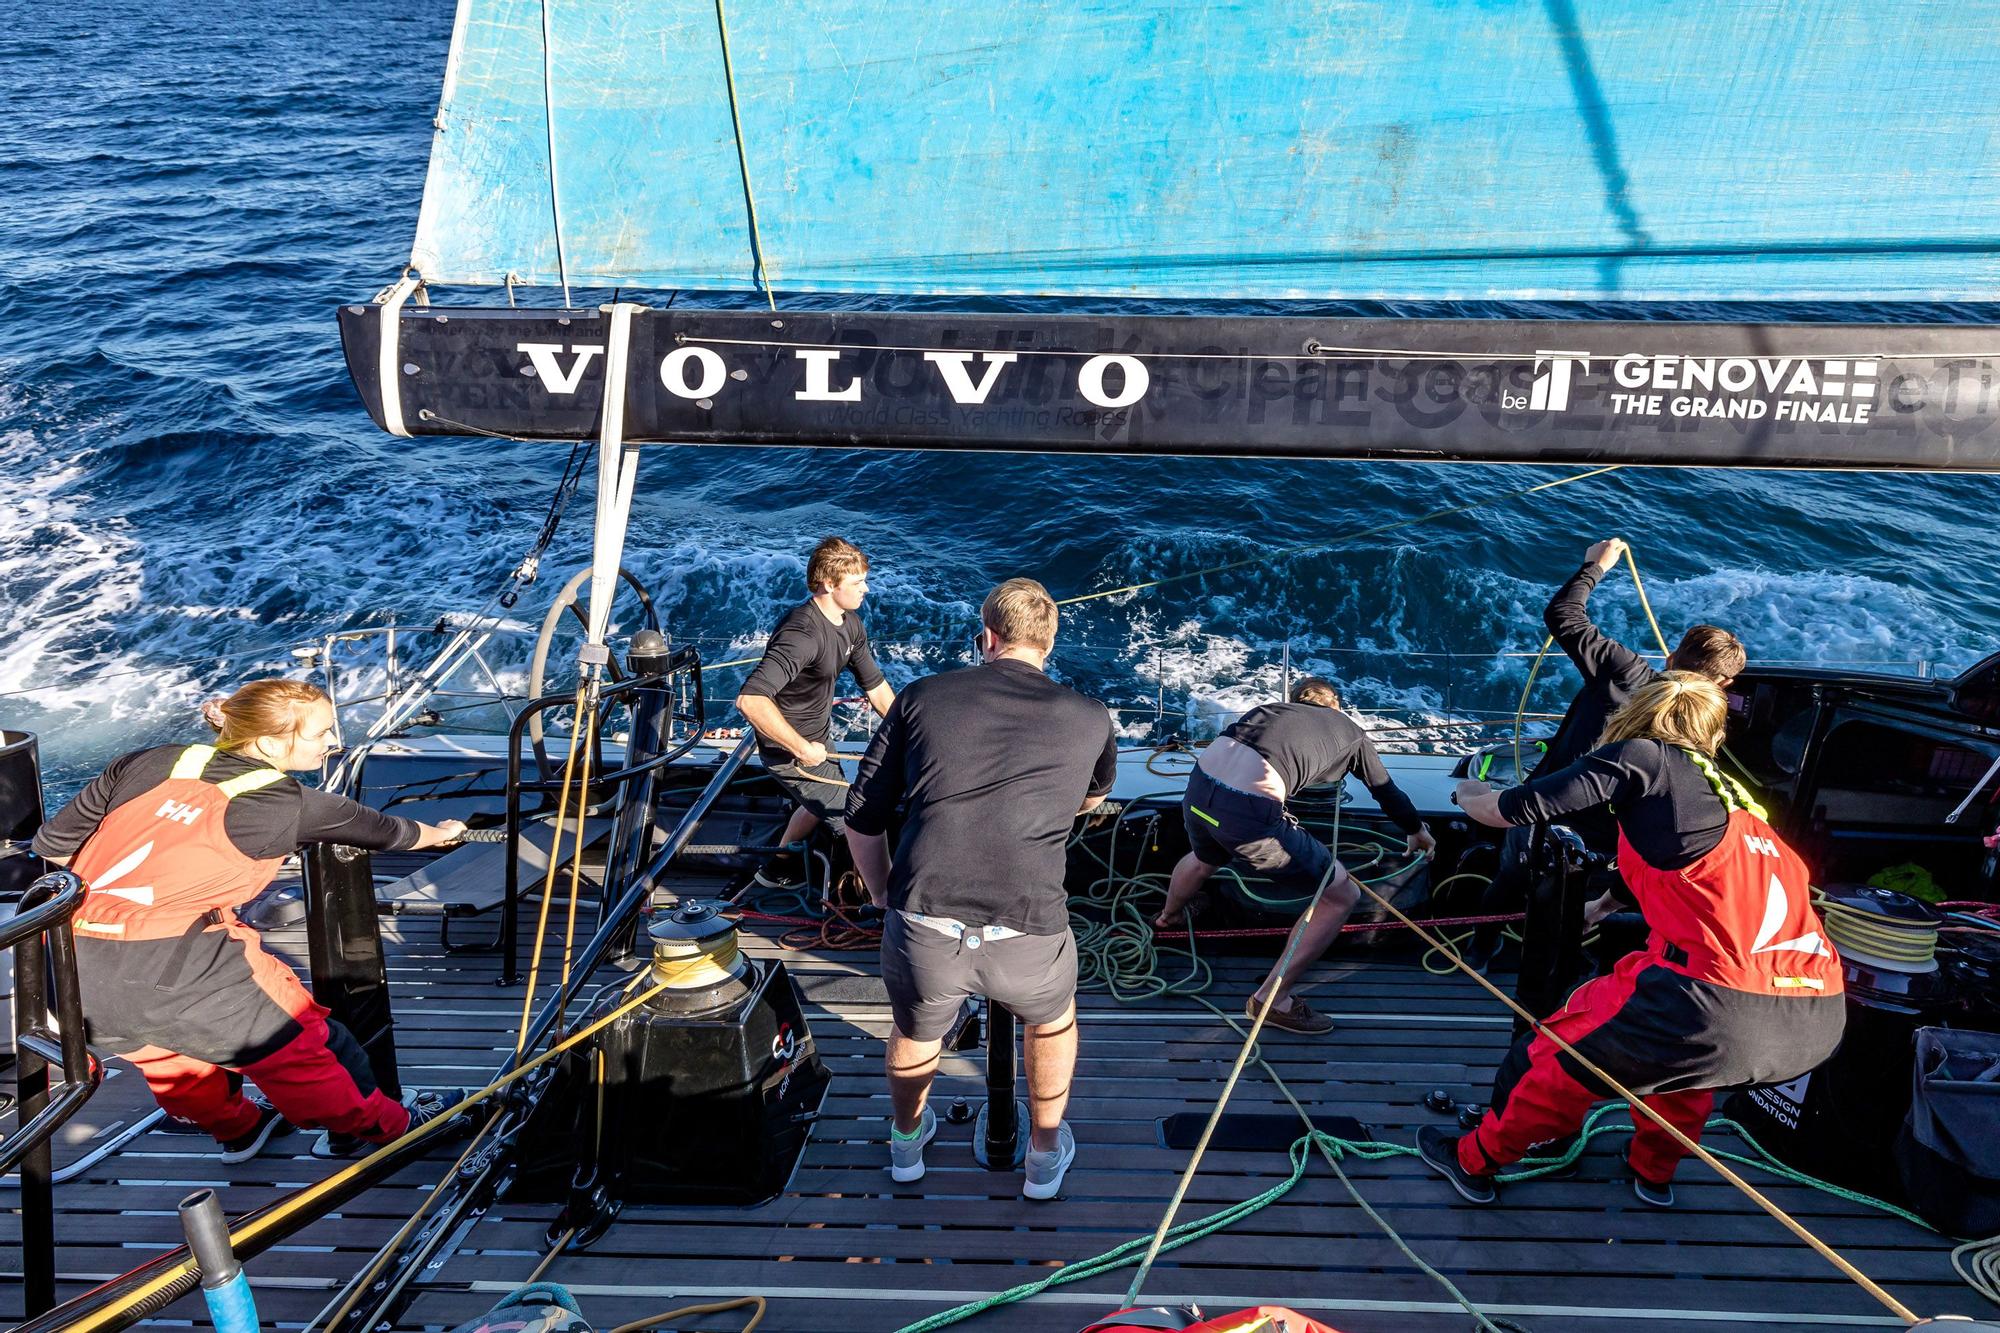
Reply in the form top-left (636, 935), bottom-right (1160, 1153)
top-left (1250, 864), bottom-right (1361, 1011)
top-left (780, 804), bottom-right (821, 846)
top-left (1155, 854), bottom-right (1218, 929)
top-left (1023, 1003), bottom-right (1079, 1152)
top-left (886, 1029), bottom-right (942, 1134)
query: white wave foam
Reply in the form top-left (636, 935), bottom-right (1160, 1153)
top-left (0, 427), bottom-right (209, 722)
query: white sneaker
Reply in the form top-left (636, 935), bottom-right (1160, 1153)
top-left (1022, 1122), bottom-right (1076, 1200)
top-left (888, 1105), bottom-right (938, 1183)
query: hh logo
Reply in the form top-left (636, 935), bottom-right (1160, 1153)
top-left (1742, 835), bottom-right (1779, 857)
top-left (1502, 351), bottom-right (1591, 412)
top-left (155, 799), bottom-right (203, 826)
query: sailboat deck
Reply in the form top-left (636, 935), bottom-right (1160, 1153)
top-left (2, 899), bottom-right (1984, 1332)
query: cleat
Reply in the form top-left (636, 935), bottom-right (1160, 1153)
top-left (1022, 1122), bottom-right (1076, 1200)
top-left (888, 1104), bottom-right (938, 1183)
top-left (1417, 1125), bottom-right (1497, 1204)
top-left (218, 1105), bottom-right (291, 1164)
top-left (1248, 993), bottom-right (1334, 1036)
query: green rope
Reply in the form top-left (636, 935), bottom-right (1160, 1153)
top-left (891, 1106), bottom-right (1950, 1333)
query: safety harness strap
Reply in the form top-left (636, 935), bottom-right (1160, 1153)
top-left (1681, 748), bottom-right (1768, 822)
top-left (168, 744), bottom-right (287, 798)
top-left (170, 744), bottom-right (219, 781)
top-left (216, 767), bottom-right (288, 799)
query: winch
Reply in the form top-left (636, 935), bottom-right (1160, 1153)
top-left (511, 900), bottom-right (831, 1214)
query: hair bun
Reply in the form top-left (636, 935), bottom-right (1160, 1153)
top-left (200, 698), bottom-right (228, 731)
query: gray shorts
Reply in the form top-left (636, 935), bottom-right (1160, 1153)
top-left (880, 911), bottom-right (1078, 1041)
top-left (1182, 768), bottom-right (1333, 891)
top-left (764, 752), bottom-right (848, 834)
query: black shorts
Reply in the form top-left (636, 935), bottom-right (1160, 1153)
top-left (762, 750), bottom-right (849, 834)
top-left (880, 911), bottom-right (1078, 1041)
top-left (1181, 768), bottom-right (1332, 891)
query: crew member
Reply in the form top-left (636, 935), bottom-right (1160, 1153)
top-left (737, 536), bottom-right (896, 888)
top-left (1466, 538), bottom-right (1746, 970)
top-left (31, 679), bottom-right (467, 1161)
top-left (1154, 678), bottom-right (1436, 1036)
top-left (846, 578), bottom-right (1118, 1198)
top-left (1422, 673), bottom-right (1844, 1207)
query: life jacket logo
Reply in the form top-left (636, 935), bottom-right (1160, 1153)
top-left (155, 799), bottom-right (203, 826)
top-left (1742, 834), bottom-right (1779, 857)
top-left (1750, 873), bottom-right (1831, 958)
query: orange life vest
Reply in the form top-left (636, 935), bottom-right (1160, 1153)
top-left (69, 744), bottom-right (289, 941)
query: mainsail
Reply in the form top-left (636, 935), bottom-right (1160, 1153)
top-left (410, 0), bottom-right (2000, 301)
top-left (358, 0), bottom-right (2000, 638)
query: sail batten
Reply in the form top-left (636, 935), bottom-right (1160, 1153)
top-left (408, 0), bottom-right (2000, 301)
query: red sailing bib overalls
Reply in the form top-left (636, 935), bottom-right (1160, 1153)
top-left (1462, 757), bottom-right (1847, 1183)
top-left (68, 745), bottom-right (409, 1145)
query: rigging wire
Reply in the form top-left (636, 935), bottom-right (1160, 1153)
top-left (672, 332), bottom-right (1975, 364)
top-left (713, 0), bottom-right (778, 312)
top-left (1055, 464), bottom-right (1625, 607)
top-left (537, 0), bottom-right (573, 307)
top-left (691, 464), bottom-right (1631, 682)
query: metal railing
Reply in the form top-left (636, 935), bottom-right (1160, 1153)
top-left (498, 647), bottom-right (708, 983)
top-left (5, 868), bottom-right (101, 1317)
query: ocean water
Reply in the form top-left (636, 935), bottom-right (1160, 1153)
top-left (7, 0), bottom-right (2000, 796)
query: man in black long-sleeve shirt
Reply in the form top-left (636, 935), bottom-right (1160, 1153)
top-left (846, 578), bottom-right (1117, 1199)
top-left (1469, 538), bottom-right (1746, 965)
top-left (1155, 678), bottom-right (1435, 1036)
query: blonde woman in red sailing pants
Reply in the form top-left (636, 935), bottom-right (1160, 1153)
top-left (1432, 673), bottom-right (1845, 1207)
top-left (31, 681), bottom-right (466, 1161)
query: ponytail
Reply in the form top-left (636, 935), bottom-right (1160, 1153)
top-left (202, 679), bottom-right (329, 753)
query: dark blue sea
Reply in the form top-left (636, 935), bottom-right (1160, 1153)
top-left (8, 1), bottom-right (2000, 795)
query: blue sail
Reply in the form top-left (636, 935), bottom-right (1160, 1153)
top-left (409, 0), bottom-right (2000, 300)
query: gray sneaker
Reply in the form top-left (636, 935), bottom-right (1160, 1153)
top-left (888, 1105), bottom-right (938, 1183)
top-left (1022, 1121), bottom-right (1076, 1200)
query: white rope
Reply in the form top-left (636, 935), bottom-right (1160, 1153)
top-left (1952, 1233), bottom-right (2000, 1308)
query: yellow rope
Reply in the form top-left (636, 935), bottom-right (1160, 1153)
top-left (606, 1296), bottom-right (767, 1333)
top-left (515, 686), bottom-right (591, 1056)
top-left (1348, 874), bottom-right (1921, 1326)
top-left (557, 701), bottom-right (600, 996)
top-left (526, 1227), bottom-right (575, 1285)
top-left (87, 976), bottom-right (680, 1333)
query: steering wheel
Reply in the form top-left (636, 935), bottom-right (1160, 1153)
top-left (526, 565), bottom-right (660, 782)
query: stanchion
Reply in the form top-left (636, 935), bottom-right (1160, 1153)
top-left (180, 1190), bottom-right (260, 1333)
top-left (974, 1001), bottom-right (1026, 1168)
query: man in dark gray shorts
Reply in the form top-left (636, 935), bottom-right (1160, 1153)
top-left (846, 578), bottom-right (1118, 1198)
top-left (1156, 677), bottom-right (1434, 1036)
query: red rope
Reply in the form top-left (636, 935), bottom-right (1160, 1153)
top-left (730, 907), bottom-right (1529, 941)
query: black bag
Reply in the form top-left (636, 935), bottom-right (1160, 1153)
top-left (1894, 1026), bottom-right (2000, 1237)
